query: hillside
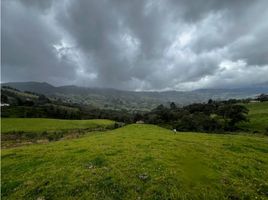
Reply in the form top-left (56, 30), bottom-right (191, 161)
top-left (2, 82), bottom-right (268, 111)
top-left (239, 102), bottom-right (268, 133)
top-left (1, 86), bottom-right (83, 119)
top-left (2, 124), bottom-right (268, 200)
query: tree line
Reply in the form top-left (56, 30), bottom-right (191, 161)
top-left (138, 100), bottom-right (249, 132)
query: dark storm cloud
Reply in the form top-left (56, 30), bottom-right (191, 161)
top-left (16, 0), bottom-right (53, 11)
top-left (1, 0), bottom-right (77, 85)
top-left (2, 0), bottom-right (268, 90)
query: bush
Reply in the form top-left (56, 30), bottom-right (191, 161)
top-left (265, 127), bottom-right (268, 136)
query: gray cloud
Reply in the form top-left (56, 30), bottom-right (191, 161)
top-left (1, 0), bottom-right (77, 85)
top-left (1, 0), bottom-right (268, 90)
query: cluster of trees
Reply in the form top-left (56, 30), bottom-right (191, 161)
top-left (1, 105), bottom-right (80, 119)
top-left (1, 88), bottom-right (50, 106)
top-left (1, 104), bottom-right (135, 122)
top-left (257, 94), bottom-right (268, 102)
top-left (141, 100), bottom-right (249, 132)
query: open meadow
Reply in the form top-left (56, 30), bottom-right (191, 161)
top-left (1, 124), bottom-right (268, 200)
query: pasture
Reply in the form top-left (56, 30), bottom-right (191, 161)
top-left (2, 124), bottom-right (268, 199)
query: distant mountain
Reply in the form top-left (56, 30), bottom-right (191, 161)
top-left (2, 82), bottom-right (57, 94)
top-left (2, 81), bottom-right (268, 111)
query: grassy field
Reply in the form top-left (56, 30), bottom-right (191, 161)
top-left (1, 124), bottom-right (268, 200)
top-left (1, 118), bottom-right (115, 133)
top-left (239, 102), bottom-right (268, 133)
top-left (1, 118), bottom-right (116, 148)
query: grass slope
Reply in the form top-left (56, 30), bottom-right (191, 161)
top-left (1, 118), bottom-right (114, 133)
top-left (2, 124), bottom-right (268, 200)
top-left (240, 102), bottom-right (268, 133)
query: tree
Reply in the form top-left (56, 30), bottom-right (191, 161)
top-left (217, 104), bottom-right (248, 130)
top-left (38, 94), bottom-right (50, 104)
top-left (1, 94), bottom-right (8, 103)
top-left (170, 102), bottom-right (177, 110)
top-left (257, 94), bottom-right (268, 102)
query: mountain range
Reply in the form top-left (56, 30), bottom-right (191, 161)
top-left (2, 81), bottom-right (268, 111)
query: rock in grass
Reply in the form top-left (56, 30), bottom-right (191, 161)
top-left (138, 173), bottom-right (149, 181)
top-left (85, 162), bottom-right (94, 169)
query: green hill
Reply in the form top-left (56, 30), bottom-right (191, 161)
top-left (239, 102), bottom-right (268, 133)
top-left (2, 124), bottom-right (268, 200)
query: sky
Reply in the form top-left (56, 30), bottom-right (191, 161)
top-left (1, 0), bottom-right (268, 91)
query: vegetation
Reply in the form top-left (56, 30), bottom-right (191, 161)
top-left (1, 86), bottom-right (268, 199)
top-left (257, 94), bottom-right (268, 102)
top-left (142, 100), bottom-right (249, 133)
top-left (3, 81), bottom-right (268, 111)
top-left (1, 124), bottom-right (268, 200)
top-left (1, 118), bottom-right (115, 148)
top-left (1, 118), bottom-right (115, 133)
top-left (1, 87), bottom-right (135, 122)
top-left (2, 86), bottom-right (268, 134)
top-left (239, 102), bottom-right (268, 134)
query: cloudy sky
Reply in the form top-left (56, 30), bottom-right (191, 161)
top-left (2, 0), bottom-right (268, 91)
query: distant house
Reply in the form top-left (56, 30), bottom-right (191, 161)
top-left (0, 103), bottom-right (10, 107)
top-left (136, 120), bottom-right (144, 124)
top-left (250, 100), bottom-right (260, 103)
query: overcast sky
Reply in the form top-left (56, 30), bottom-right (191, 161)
top-left (2, 0), bottom-right (268, 91)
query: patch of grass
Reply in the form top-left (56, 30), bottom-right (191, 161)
top-left (1, 118), bottom-right (116, 148)
top-left (89, 156), bottom-right (107, 167)
top-left (1, 118), bottom-right (115, 133)
top-left (1, 124), bottom-right (268, 199)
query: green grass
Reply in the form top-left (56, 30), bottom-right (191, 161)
top-left (1, 118), bottom-right (115, 133)
top-left (2, 124), bottom-right (268, 200)
top-left (239, 102), bottom-right (268, 133)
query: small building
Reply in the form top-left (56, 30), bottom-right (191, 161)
top-left (0, 103), bottom-right (10, 107)
top-left (250, 100), bottom-right (260, 103)
top-left (136, 120), bottom-right (144, 124)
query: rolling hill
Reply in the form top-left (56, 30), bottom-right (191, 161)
top-left (1, 124), bottom-right (268, 199)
